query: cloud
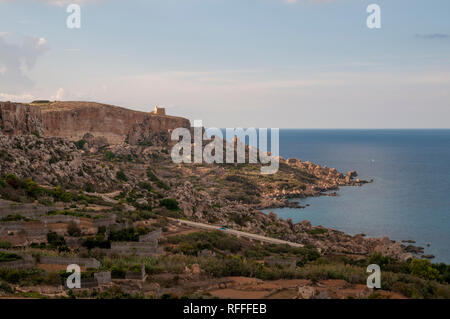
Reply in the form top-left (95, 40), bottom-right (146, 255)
top-left (415, 33), bottom-right (450, 39)
top-left (0, 92), bottom-right (36, 101)
top-left (0, 87), bottom-right (64, 103)
top-left (52, 88), bottom-right (65, 100)
top-left (3, 68), bottom-right (449, 128)
top-left (39, 68), bottom-right (447, 128)
top-left (0, 34), bottom-right (49, 94)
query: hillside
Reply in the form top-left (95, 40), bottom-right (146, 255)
top-left (0, 100), bottom-right (448, 299)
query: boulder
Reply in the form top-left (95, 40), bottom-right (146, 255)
top-left (297, 285), bottom-right (316, 299)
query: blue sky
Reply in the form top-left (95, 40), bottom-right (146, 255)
top-left (0, 0), bottom-right (449, 128)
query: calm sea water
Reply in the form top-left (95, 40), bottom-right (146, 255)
top-left (264, 129), bottom-right (450, 263)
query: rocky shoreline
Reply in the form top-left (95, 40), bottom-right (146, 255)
top-left (257, 175), bottom-right (431, 260)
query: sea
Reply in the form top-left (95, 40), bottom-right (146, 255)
top-left (262, 129), bottom-right (450, 263)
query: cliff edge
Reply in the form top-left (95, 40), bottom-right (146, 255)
top-left (0, 101), bottom-right (191, 145)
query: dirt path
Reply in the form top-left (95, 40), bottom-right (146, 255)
top-left (170, 218), bottom-right (304, 247)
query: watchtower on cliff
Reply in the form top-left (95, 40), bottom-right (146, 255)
top-left (151, 106), bottom-right (166, 115)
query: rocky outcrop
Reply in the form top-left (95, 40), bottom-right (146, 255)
top-left (36, 101), bottom-right (190, 144)
top-left (125, 117), bottom-right (171, 146)
top-left (0, 134), bottom-right (117, 190)
top-left (81, 132), bottom-right (109, 153)
top-left (0, 102), bottom-right (43, 136)
top-left (372, 236), bottom-right (413, 261)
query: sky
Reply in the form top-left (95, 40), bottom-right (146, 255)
top-left (0, 0), bottom-right (449, 128)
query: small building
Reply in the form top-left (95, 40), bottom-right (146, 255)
top-left (151, 106), bottom-right (166, 115)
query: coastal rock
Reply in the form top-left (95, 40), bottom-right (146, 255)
top-left (295, 220), bottom-right (312, 231)
top-left (373, 238), bottom-right (413, 261)
top-left (405, 245), bottom-right (424, 255)
top-left (268, 212), bottom-right (278, 222)
top-left (346, 171), bottom-right (358, 178)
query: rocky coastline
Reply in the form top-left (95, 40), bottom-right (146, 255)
top-left (0, 101), bottom-right (426, 262)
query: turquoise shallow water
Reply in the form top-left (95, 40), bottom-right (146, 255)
top-left (262, 129), bottom-right (450, 263)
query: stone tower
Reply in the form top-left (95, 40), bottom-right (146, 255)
top-left (151, 106), bottom-right (166, 115)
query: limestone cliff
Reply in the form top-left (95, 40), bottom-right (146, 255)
top-left (0, 102), bottom-right (43, 136)
top-left (0, 101), bottom-right (190, 144)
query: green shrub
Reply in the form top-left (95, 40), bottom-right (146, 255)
top-left (0, 281), bottom-right (13, 293)
top-left (229, 213), bottom-right (252, 226)
top-left (82, 236), bottom-right (111, 249)
top-left (0, 252), bottom-right (21, 262)
top-left (104, 151), bottom-right (116, 161)
top-left (67, 221), bottom-right (82, 237)
top-left (48, 185), bottom-right (74, 202)
top-left (0, 268), bottom-right (44, 285)
top-left (111, 266), bottom-right (126, 279)
top-left (84, 183), bottom-right (95, 193)
top-left (5, 174), bottom-right (20, 188)
top-left (74, 139), bottom-right (87, 150)
top-left (138, 182), bottom-right (153, 192)
top-left (22, 179), bottom-right (43, 199)
top-left (147, 170), bottom-right (169, 190)
top-left (44, 272), bottom-right (62, 286)
top-left (293, 247), bottom-right (321, 266)
top-left (167, 231), bottom-right (242, 255)
top-left (0, 214), bottom-right (31, 222)
top-left (159, 198), bottom-right (179, 211)
top-left (432, 263), bottom-right (450, 284)
top-left (46, 232), bottom-right (66, 248)
top-left (307, 228), bottom-right (327, 235)
top-left (108, 227), bottom-right (148, 242)
top-left (366, 252), bottom-right (410, 274)
top-left (0, 177), bottom-right (80, 204)
top-left (116, 171), bottom-right (128, 182)
top-left (0, 241), bottom-right (12, 249)
top-left (410, 259), bottom-right (441, 281)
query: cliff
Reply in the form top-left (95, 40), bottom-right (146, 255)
top-left (0, 102), bottom-right (43, 136)
top-left (0, 101), bottom-right (191, 144)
